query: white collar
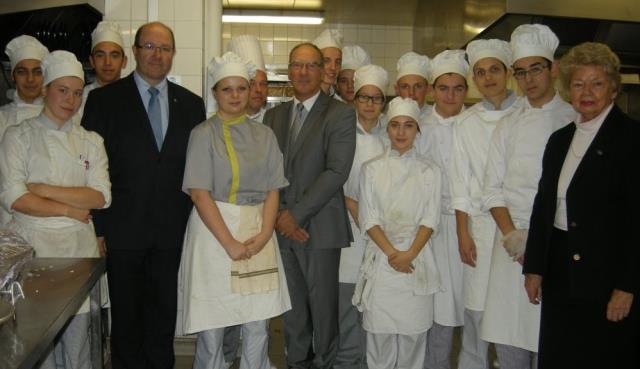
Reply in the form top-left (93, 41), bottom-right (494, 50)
top-left (575, 103), bottom-right (613, 133)
top-left (293, 90), bottom-right (321, 113)
top-left (524, 90), bottom-right (564, 111)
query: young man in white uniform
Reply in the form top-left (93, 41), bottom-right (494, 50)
top-left (419, 49), bottom-right (469, 369)
top-left (335, 45), bottom-right (371, 104)
top-left (481, 24), bottom-right (576, 369)
top-left (313, 29), bottom-right (343, 98)
top-left (0, 35), bottom-right (48, 227)
top-left (81, 21), bottom-right (128, 113)
top-left (450, 39), bottom-right (522, 369)
top-left (395, 52), bottom-right (432, 125)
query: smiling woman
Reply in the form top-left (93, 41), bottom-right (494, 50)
top-left (524, 42), bottom-right (639, 369)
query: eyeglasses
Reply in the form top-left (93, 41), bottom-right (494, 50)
top-left (356, 94), bottom-right (385, 105)
top-left (513, 63), bottom-right (549, 80)
top-left (135, 43), bottom-right (174, 54)
top-left (289, 61), bottom-right (323, 71)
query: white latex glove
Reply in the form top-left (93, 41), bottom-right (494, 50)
top-left (501, 229), bottom-right (528, 261)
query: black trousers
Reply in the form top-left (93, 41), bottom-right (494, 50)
top-left (538, 228), bottom-right (638, 369)
top-left (107, 248), bottom-right (182, 369)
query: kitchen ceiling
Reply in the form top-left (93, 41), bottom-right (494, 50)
top-left (223, 0), bottom-right (419, 25)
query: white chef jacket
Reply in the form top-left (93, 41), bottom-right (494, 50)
top-left (482, 92), bottom-right (576, 223)
top-left (248, 106), bottom-right (267, 123)
top-left (340, 118), bottom-right (385, 283)
top-left (354, 146), bottom-right (441, 335)
top-left (0, 92), bottom-right (44, 226)
top-left (0, 113), bottom-right (111, 313)
top-left (449, 93), bottom-right (523, 311)
top-left (480, 92), bottom-right (575, 352)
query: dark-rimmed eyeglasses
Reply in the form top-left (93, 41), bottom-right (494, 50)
top-left (513, 63), bottom-right (549, 80)
top-left (356, 94), bottom-right (385, 104)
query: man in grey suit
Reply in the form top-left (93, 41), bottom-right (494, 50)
top-left (263, 42), bottom-right (356, 369)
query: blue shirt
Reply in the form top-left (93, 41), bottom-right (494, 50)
top-left (133, 71), bottom-right (169, 140)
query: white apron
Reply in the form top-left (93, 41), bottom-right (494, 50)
top-left (4, 125), bottom-right (103, 314)
top-left (177, 201), bottom-right (291, 335)
top-left (353, 149), bottom-right (441, 335)
top-left (480, 219), bottom-right (540, 352)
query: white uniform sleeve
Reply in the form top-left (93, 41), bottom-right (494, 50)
top-left (0, 127), bottom-right (29, 212)
top-left (358, 163), bottom-right (381, 234)
top-left (420, 163), bottom-right (441, 234)
top-left (343, 150), bottom-right (360, 201)
top-left (85, 132), bottom-right (112, 208)
top-left (482, 118), bottom-right (509, 211)
top-left (449, 124), bottom-right (472, 214)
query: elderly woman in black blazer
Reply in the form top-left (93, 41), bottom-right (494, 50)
top-left (523, 42), bottom-right (638, 368)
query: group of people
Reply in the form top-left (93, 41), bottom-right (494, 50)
top-left (0, 17), bottom-right (636, 369)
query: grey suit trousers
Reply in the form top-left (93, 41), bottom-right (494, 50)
top-left (280, 245), bottom-right (340, 369)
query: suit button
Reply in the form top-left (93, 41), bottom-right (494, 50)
top-left (573, 253), bottom-right (581, 261)
top-left (570, 221), bottom-right (577, 228)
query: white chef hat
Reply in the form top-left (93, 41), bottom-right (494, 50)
top-left (205, 51), bottom-right (257, 116)
top-left (42, 50), bottom-right (84, 86)
top-left (510, 24), bottom-right (559, 63)
top-left (5, 35), bottom-right (49, 73)
top-left (91, 21), bottom-right (124, 50)
top-left (396, 51), bottom-right (431, 81)
top-left (386, 96), bottom-right (420, 125)
top-left (341, 45), bottom-right (371, 71)
top-left (354, 64), bottom-right (388, 95)
top-left (227, 34), bottom-right (265, 71)
top-left (466, 39), bottom-right (512, 69)
top-left (430, 49), bottom-right (469, 84)
top-left (313, 29), bottom-right (343, 50)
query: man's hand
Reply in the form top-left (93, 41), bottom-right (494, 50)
top-left (97, 236), bottom-right (106, 257)
top-left (524, 273), bottom-right (542, 305)
top-left (276, 210), bottom-right (310, 243)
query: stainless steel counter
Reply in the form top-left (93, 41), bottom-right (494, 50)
top-left (0, 258), bottom-right (105, 369)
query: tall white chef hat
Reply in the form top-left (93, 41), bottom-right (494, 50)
top-left (227, 34), bottom-right (265, 71)
top-left (91, 21), bottom-right (124, 50)
top-left (510, 24), bottom-right (559, 63)
top-left (205, 51), bottom-right (257, 116)
top-left (354, 64), bottom-right (388, 95)
top-left (430, 49), bottom-right (469, 84)
top-left (341, 45), bottom-right (371, 71)
top-left (5, 35), bottom-right (49, 73)
top-left (386, 96), bottom-right (420, 125)
top-left (313, 29), bottom-right (343, 50)
top-left (396, 51), bottom-right (431, 81)
top-left (42, 50), bottom-right (84, 86)
top-left (466, 39), bottom-right (512, 69)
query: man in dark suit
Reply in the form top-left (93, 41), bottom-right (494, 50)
top-left (82, 22), bottom-right (205, 369)
top-left (263, 42), bottom-right (356, 369)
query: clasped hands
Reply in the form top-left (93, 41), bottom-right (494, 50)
top-left (224, 232), bottom-right (271, 261)
top-left (387, 248), bottom-right (417, 274)
top-left (275, 210), bottom-right (309, 243)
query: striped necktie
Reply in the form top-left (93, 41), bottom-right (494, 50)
top-left (148, 87), bottom-right (163, 149)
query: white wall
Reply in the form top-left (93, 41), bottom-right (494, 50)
top-left (104, 0), bottom-right (204, 96)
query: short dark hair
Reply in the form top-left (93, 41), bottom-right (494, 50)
top-left (134, 22), bottom-right (176, 49)
top-left (434, 72), bottom-right (468, 89)
top-left (288, 42), bottom-right (324, 65)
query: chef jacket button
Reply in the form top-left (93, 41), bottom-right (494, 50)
top-left (570, 221), bottom-right (577, 228)
top-left (573, 253), bottom-right (581, 261)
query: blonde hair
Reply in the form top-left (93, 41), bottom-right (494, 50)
top-left (559, 42), bottom-right (621, 94)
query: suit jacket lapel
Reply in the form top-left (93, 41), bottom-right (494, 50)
top-left (124, 73), bottom-right (161, 153)
top-left (290, 92), bottom-right (329, 159)
top-left (162, 82), bottom-right (180, 155)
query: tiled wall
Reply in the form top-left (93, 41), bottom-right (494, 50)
top-left (223, 23), bottom-right (414, 95)
top-left (104, 0), bottom-right (204, 96)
